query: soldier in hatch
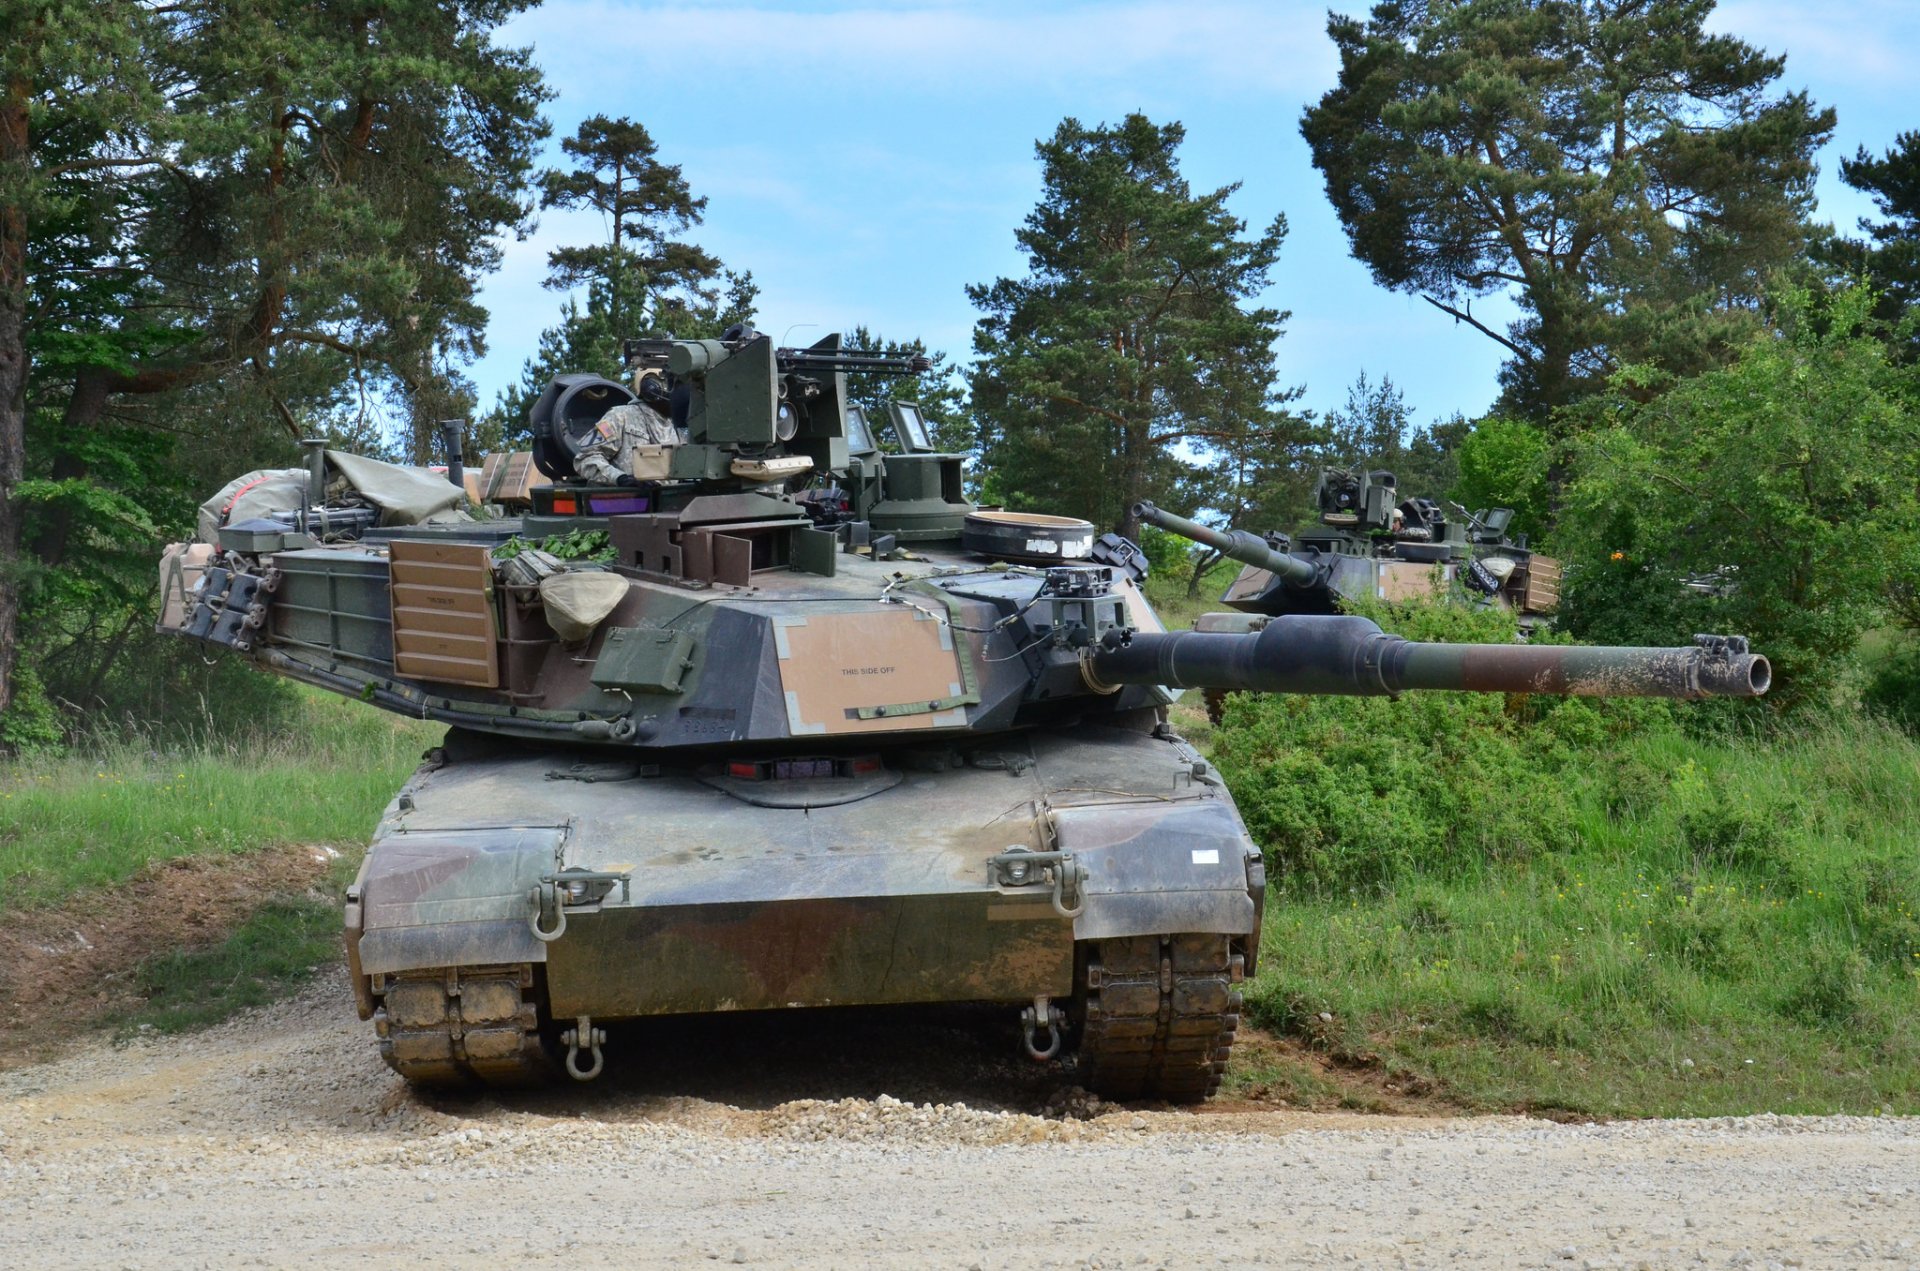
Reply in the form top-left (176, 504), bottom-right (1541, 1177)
top-left (573, 375), bottom-right (682, 487)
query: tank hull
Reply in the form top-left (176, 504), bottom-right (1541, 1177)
top-left (346, 724), bottom-right (1265, 1099)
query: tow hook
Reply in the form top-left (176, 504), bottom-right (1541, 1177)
top-left (986, 847), bottom-right (1089, 918)
top-left (1020, 995), bottom-right (1066, 1061)
top-left (561, 1015), bottom-right (605, 1081)
top-left (527, 869), bottom-right (632, 943)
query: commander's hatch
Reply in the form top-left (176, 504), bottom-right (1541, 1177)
top-left (608, 492), bottom-right (839, 586)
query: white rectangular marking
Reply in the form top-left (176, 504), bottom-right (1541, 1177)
top-left (1191, 849), bottom-right (1220, 865)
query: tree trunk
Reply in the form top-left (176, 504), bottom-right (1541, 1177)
top-left (32, 367), bottom-right (109, 568)
top-left (1186, 548), bottom-right (1222, 598)
top-left (0, 75), bottom-right (30, 723)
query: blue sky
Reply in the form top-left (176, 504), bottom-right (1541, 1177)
top-left (471, 0), bottom-right (1920, 431)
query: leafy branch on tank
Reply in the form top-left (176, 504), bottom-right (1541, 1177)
top-left (491, 529), bottom-right (615, 564)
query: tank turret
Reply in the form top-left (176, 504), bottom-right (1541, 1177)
top-left (1144, 469), bottom-right (1563, 626)
top-left (155, 325), bottom-right (1771, 1106)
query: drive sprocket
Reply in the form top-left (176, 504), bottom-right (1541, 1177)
top-left (373, 964), bottom-right (552, 1087)
top-left (1077, 934), bottom-right (1243, 1103)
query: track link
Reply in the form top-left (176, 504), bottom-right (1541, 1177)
top-left (373, 964), bottom-right (552, 1087)
top-left (1078, 934), bottom-right (1243, 1103)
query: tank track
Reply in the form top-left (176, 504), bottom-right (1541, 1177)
top-left (1077, 933), bottom-right (1244, 1103)
top-left (373, 964), bottom-right (552, 1086)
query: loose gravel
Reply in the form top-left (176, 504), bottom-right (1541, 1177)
top-left (1, 977), bottom-right (1915, 1269)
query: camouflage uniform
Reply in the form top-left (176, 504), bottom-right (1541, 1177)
top-left (574, 402), bottom-right (679, 485)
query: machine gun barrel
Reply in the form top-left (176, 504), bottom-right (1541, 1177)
top-left (624, 336), bottom-right (931, 378)
top-left (1132, 501), bottom-right (1319, 586)
top-left (1089, 615), bottom-right (1770, 700)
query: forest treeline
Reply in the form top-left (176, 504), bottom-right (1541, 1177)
top-left (4, 0), bottom-right (1920, 746)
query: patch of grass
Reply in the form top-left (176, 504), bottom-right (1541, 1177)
top-left (1141, 557), bottom-right (1244, 632)
top-left (1224, 694), bottom-right (1920, 1115)
top-left (0, 689), bottom-right (441, 911)
top-left (123, 894), bottom-right (343, 1034)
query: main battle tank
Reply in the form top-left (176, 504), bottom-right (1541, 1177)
top-left (1139, 466), bottom-right (1562, 627)
top-left (157, 328), bottom-right (1770, 1102)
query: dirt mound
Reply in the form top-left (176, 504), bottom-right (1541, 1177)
top-left (0, 843), bottom-right (338, 1064)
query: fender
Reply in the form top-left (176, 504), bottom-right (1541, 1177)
top-left (1054, 796), bottom-right (1264, 961)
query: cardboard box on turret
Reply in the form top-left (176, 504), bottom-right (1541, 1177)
top-left (480, 451), bottom-right (542, 506)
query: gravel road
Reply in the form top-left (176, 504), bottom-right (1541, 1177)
top-left (1, 977), bottom-right (1914, 1270)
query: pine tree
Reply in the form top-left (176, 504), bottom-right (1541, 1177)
top-left (484, 119), bottom-right (756, 447)
top-left (2, 0), bottom-right (551, 735)
top-left (537, 115), bottom-right (737, 338)
top-left (0, 0), bottom-right (157, 735)
top-left (968, 113), bottom-right (1304, 540)
top-left (1301, 0), bottom-right (1834, 416)
top-left (1838, 131), bottom-right (1920, 329)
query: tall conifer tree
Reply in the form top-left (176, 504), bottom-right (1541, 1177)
top-left (1301, 0), bottom-right (1833, 416)
top-left (968, 113), bottom-right (1305, 541)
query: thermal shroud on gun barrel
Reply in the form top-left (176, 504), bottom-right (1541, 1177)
top-left (1132, 500), bottom-right (1320, 587)
top-left (1089, 614), bottom-right (1771, 700)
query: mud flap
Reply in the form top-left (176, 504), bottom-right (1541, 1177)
top-left (1051, 800), bottom-right (1259, 942)
top-left (356, 825), bottom-right (567, 976)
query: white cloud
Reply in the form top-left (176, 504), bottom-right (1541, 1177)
top-left (1712, 1), bottom-right (1920, 96)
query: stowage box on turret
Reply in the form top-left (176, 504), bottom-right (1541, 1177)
top-left (158, 327), bottom-right (1769, 1101)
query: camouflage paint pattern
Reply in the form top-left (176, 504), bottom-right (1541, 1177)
top-left (345, 726), bottom-right (1262, 1019)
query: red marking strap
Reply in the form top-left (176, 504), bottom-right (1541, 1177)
top-left (219, 475), bottom-right (273, 526)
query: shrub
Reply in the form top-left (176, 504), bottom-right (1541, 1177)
top-left (1210, 594), bottom-right (1679, 892)
top-left (1864, 641), bottom-right (1920, 737)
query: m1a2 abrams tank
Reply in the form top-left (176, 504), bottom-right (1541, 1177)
top-left (157, 328), bottom-right (1771, 1103)
top-left (1140, 466), bottom-right (1561, 629)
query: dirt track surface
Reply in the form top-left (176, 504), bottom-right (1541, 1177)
top-left (1, 978), bottom-right (1916, 1270)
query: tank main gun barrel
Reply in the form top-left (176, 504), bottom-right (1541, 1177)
top-left (1132, 501), bottom-right (1319, 587)
top-left (1090, 615), bottom-right (1770, 700)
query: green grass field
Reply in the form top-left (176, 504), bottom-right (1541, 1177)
top-left (1233, 720), bottom-right (1920, 1116)
top-left (0, 691), bottom-right (439, 911)
top-left (0, 691), bottom-right (440, 1034)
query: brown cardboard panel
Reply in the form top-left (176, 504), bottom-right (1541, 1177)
top-left (390, 540), bottom-right (497, 687)
top-left (1521, 555), bottom-right (1562, 613)
top-left (394, 649), bottom-right (499, 685)
top-left (157, 542), bottom-right (213, 630)
top-left (390, 605), bottom-right (493, 637)
top-left (777, 607), bottom-right (967, 735)
top-left (392, 583), bottom-right (492, 617)
top-left (393, 628), bottom-right (492, 659)
top-left (481, 452), bottom-right (541, 503)
top-left (390, 558), bottom-right (496, 588)
top-left (392, 540), bottom-right (493, 567)
top-left (1376, 560), bottom-right (1449, 602)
